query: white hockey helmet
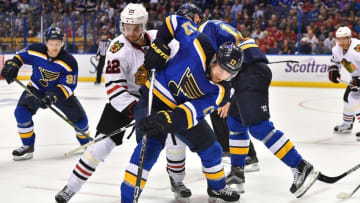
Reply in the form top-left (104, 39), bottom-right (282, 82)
top-left (120, 3), bottom-right (148, 33)
top-left (336, 26), bottom-right (351, 38)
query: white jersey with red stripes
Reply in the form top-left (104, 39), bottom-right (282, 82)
top-left (331, 38), bottom-right (360, 77)
top-left (104, 30), bottom-right (179, 112)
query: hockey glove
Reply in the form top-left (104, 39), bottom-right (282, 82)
top-left (328, 65), bottom-right (340, 83)
top-left (39, 91), bottom-right (58, 109)
top-left (135, 65), bottom-right (149, 85)
top-left (1, 59), bottom-right (21, 84)
top-left (350, 77), bottom-right (360, 91)
top-left (138, 110), bottom-right (174, 137)
top-left (121, 100), bottom-right (137, 119)
top-left (144, 38), bottom-right (170, 71)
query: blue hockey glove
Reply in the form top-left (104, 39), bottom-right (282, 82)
top-left (1, 59), bottom-right (20, 84)
top-left (138, 110), bottom-right (174, 137)
top-left (39, 91), bottom-right (58, 109)
top-left (144, 38), bottom-right (170, 71)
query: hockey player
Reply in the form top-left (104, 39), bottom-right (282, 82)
top-left (1, 27), bottom-right (91, 161)
top-left (55, 4), bottom-right (190, 203)
top-left (328, 26), bottom-right (360, 141)
top-left (120, 15), bottom-right (242, 203)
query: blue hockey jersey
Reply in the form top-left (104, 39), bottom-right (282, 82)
top-left (198, 20), bottom-right (268, 64)
top-left (15, 43), bottom-right (78, 100)
top-left (146, 15), bottom-right (226, 129)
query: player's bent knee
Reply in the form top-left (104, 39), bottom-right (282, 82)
top-left (198, 141), bottom-right (223, 164)
top-left (14, 105), bottom-right (32, 123)
top-left (248, 120), bottom-right (276, 140)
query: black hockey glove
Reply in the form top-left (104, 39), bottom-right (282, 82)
top-left (350, 77), bottom-right (360, 91)
top-left (328, 65), bottom-right (340, 83)
top-left (1, 59), bottom-right (21, 84)
top-left (144, 38), bottom-right (170, 71)
top-left (138, 110), bottom-right (174, 137)
top-left (39, 91), bottom-right (58, 109)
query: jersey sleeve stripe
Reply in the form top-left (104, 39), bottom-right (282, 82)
top-left (15, 55), bottom-right (24, 64)
top-left (145, 80), bottom-right (177, 109)
top-left (105, 79), bottom-right (127, 87)
top-left (28, 50), bottom-right (47, 60)
top-left (166, 16), bottom-right (175, 38)
top-left (215, 84), bottom-right (225, 106)
top-left (193, 38), bottom-right (206, 71)
top-left (54, 60), bottom-right (73, 72)
top-left (107, 85), bottom-right (128, 95)
top-left (198, 21), bottom-right (208, 32)
top-left (177, 104), bottom-right (193, 129)
top-left (57, 84), bottom-right (70, 98)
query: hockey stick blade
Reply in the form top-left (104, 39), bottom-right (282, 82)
top-left (336, 184), bottom-right (360, 199)
top-left (318, 163), bottom-right (360, 184)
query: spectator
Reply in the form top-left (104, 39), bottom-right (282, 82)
top-left (313, 40), bottom-right (331, 54)
top-left (300, 37), bottom-right (312, 54)
top-left (280, 39), bottom-right (295, 54)
top-left (305, 29), bottom-right (319, 51)
top-left (324, 32), bottom-right (336, 50)
top-left (251, 26), bottom-right (264, 40)
top-left (231, 0), bottom-right (242, 15)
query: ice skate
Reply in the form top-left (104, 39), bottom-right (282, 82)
top-left (334, 123), bottom-right (353, 134)
top-left (55, 186), bottom-right (75, 203)
top-left (12, 145), bottom-right (34, 161)
top-left (290, 160), bottom-right (320, 198)
top-left (245, 156), bottom-right (260, 173)
top-left (226, 166), bottom-right (245, 194)
top-left (356, 132), bottom-right (360, 141)
top-left (169, 177), bottom-right (191, 202)
top-left (208, 186), bottom-right (240, 203)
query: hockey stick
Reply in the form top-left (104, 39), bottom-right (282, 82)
top-left (268, 60), bottom-right (299, 64)
top-left (133, 68), bottom-right (156, 203)
top-left (64, 121), bottom-right (135, 157)
top-left (337, 184), bottom-right (360, 199)
top-left (14, 79), bottom-right (92, 141)
top-left (318, 163), bottom-right (360, 184)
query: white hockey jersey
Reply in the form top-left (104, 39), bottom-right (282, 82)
top-left (330, 38), bottom-right (360, 77)
top-left (104, 30), bottom-right (179, 112)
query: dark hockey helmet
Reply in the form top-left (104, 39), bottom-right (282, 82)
top-left (176, 3), bottom-right (203, 22)
top-left (45, 27), bottom-right (64, 41)
top-left (216, 42), bottom-right (244, 81)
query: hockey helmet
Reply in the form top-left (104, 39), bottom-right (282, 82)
top-left (45, 27), bottom-right (64, 41)
top-left (216, 42), bottom-right (244, 81)
top-left (176, 3), bottom-right (203, 22)
top-left (336, 26), bottom-right (351, 38)
top-left (120, 3), bottom-right (148, 32)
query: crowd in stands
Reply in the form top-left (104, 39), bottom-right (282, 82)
top-left (1, 0), bottom-right (360, 54)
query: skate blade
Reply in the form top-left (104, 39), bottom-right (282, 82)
top-left (13, 153), bottom-right (33, 161)
top-left (174, 193), bottom-right (190, 203)
top-left (208, 197), bottom-right (240, 203)
top-left (333, 130), bottom-right (352, 134)
top-left (245, 163), bottom-right (260, 173)
top-left (227, 183), bottom-right (245, 194)
top-left (294, 169), bottom-right (320, 198)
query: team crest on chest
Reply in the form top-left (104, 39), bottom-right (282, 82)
top-left (168, 67), bottom-right (204, 99)
top-left (110, 41), bottom-right (124, 53)
top-left (354, 45), bottom-right (360, 52)
top-left (39, 67), bottom-right (60, 87)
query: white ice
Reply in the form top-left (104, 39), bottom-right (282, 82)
top-left (1, 80), bottom-right (360, 203)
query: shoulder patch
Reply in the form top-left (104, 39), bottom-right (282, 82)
top-left (354, 44), bottom-right (360, 52)
top-left (110, 41), bottom-right (124, 53)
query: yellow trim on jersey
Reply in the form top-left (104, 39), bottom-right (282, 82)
top-left (28, 50), bottom-right (47, 59)
top-left (216, 84), bottom-right (225, 106)
top-left (229, 147), bottom-right (249, 155)
top-left (240, 44), bottom-right (259, 50)
top-left (76, 134), bottom-right (89, 139)
top-left (15, 55), bottom-right (24, 64)
top-left (165, 16), bottom-right (175, 38)
top-left (198, 21), bottom-right (208, 32)
top-left (124, 171), bottom-right (146, 189)
top-left (54, 59), bottom-right (73, 72)
top-left (178, 104), bottom-right (193, 129)
top-left (275, 140), bottom-right (294, 159)
top-left (194, 38), bottom-right (207, 69)
top-left (57, 84), bottom-right (70, 98)
top-left (204, 170), bottom-right (225, 180)
top-left (20, 131), bottom-right (34, 138)
top-left (145, 80), bottom-right (177, 109)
